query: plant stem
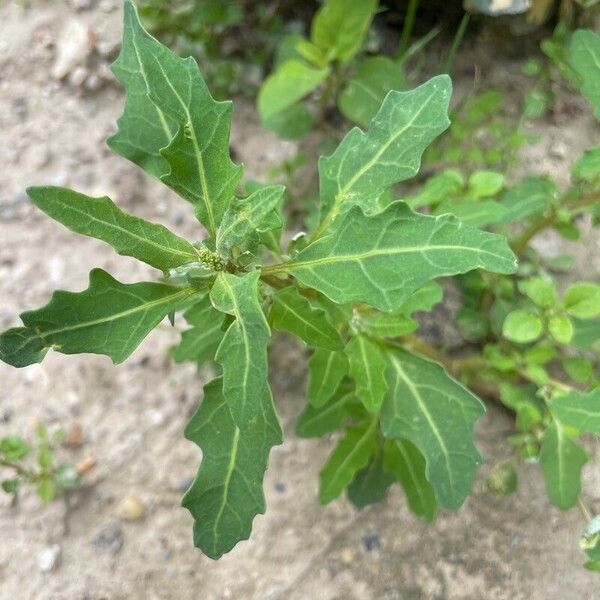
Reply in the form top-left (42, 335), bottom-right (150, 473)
top-left (0, 459), bottom-right (38, 480)
top-left (442, 12), bottom-right (470, 74)
top-left (396, 0), bottom-right (420, 59)
top-left (512, 191), bottom-right (600, 256)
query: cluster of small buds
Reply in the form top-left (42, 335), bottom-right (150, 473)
top-left (197, 246), bottom-right (224, 271)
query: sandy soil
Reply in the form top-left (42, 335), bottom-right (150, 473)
top-left (0, 2), bottom-right (599, 599)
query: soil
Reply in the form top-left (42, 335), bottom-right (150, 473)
top-left (0, 2), bottom-right (599, 599)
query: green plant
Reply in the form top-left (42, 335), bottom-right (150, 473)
top-left (1, 1), bottom-right (599, 569)
top-left (0, 424), bottom-right (80, 503)
top-left (258, 0), bottom-right (414, 137)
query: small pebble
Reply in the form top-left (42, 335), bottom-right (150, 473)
top-left (92, 522), bottom-right (123, 555)
top-left (71, 0), bottom-right (95, 9)
top-left (274, 482), bottom-right (286, 494)
top-left (362, 533), bottom-right (380, 552)
top-left (340, 548), bottom-right (355, 564)
top-left (76, 455), bottom-right (96, 475)
top-left (38, 545), bottom-right (61, 573)
top-left (549, 141), bottom-right (568, 159)
top-left (65, 422), bottom-right (83, 448)
top-left (117, 495), bottom-right (146, 521)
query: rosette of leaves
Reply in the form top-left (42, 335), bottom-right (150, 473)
top-left (20, 0), bottom-right (600, 563)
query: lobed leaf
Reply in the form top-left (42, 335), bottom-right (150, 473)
top-left (540, 421), bottom-right (588, 510)
top-left (27, 186), bottom-right (200, 272)
top-left (171, 296), bottom-right (225, 366)
top-left (113, 0), bottom-right (242, 235)
top-left (0, 269), bottom-right (196, 367)
top-left (270, 287), bottom-right (343, 351)
top-left (210, 271), bottom-right (270, 428)
top-left (345, 334), bottom-right (388, 413)
top-left (347, 453), bottom-right (394, 509)
top-left (295, 387), bottom-right (352, 438)
top-left (383, 439), bottom-right (437, 521)
top-left (269, 202), bottom-right (517, 312)
top-left (319, 420), bottom-right (378, 504)
top-left (316, 75), bottom-right (452, 233)
top-left (216, 185), bottom-right (285, 258)
top-left (380, 348), bottom-right (485, 509)
top-left (550, 389), bottom-right (600, 435)
top-left (307, 348), bottom-right (348, 407)
top-left (497, 176), bottom-right (555, 225)
top-left (182, 377), bottom-right (282, 559)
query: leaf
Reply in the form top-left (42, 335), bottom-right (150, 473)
top-left (269, 202), bottom-right (516, 312)
top-left (307, 348), bottom-right (348, 408)
top-left (548, 314), bottom-right (573, 345)
top-left (518, 277), bottom-right (556, 309)
top-left (550, 389), bottom-right (600, 434)
top-left (210, 271), bottom-right (270, 428)
top-left (316, 76), bottom-right (452, 231)
top-left (171, 296), bottom-right (225, 366)
top-left (0, 269), bottom-right (196, 367)
top-left (0, 436), bottom-right (31, 461)
top-left (108, 0), bottom-right (174, 178)
top-left (216, 185), bottom-right (285, 257)
top-left (319, 419), bottom-right (378, 503)
top-left (571, 317), bottom-right (600, 350)
top-left (27, 187), bottom-right (200, 272)
top-left (434, 200), bottom-right (508, 228)
top-left (345, 335), bottom-right (388, 413)
top-left (182, 377), bottom-right (282, 559)
top-left (270, 287), bottom-right (343, 351)
top-left (572, 146), bottom-right (600, 182)
top-left (347, 452), bottom-right (394, 509)
top-left (564, 282), bottom-right (600, 319)
top-left (383, 439), bottom-right (437, 521)
top-left (502, 309), bottom-right (543, 343)
top-left (581, 516), bottom-right (600, 563)
top-left (569, 29), bottom-right (600, 119)
top-left (380, 349), bottom-right (485, 509)
top-left (115, 1), bottom-right (242, 234)
top-left (466, 170), bottom-right (505, 199)
top-left (296, 387), bottom-right (352, 438)
top-left (539, 421), bottom-right (587, 510)
top-left (338, 56), bottom-right (407, 127)
top-left (405, 169), bottom-right (464, 210)
top-left (497, 177), bottom-right (555, 224)
top-left (310, 0), bottom-right (377, 63)
top-left (358, 312), bottom-right (418, 338)
top-left (399, 281), bottom-right (444, 313)
top-left (258, 60), bottom-right (329, 123)
top-left (262, 103), bottom-right (315, 140)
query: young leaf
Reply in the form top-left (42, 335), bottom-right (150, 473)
top-left (380, 349), bottom-right (485, 509)
top-left (295, 387), bottom-right (352, 438)
top-left (497, 176), bottom-right (555, 224)
top-left (550, 389), bottom-right (600, 434)
top-left (502, 309), bottom-right (543, 343)
top-left (569, 29), bottom-right (600, 119)
top-left (399, 281), bottom-right (444, 314)
top-left (518, 277), bottom-right (556, 309)
top-left (539, 421), bottom-right (588, 510)
top-left (548, 314), bottom-right (573, 345)
top-left (258, 60), bottom-right (329, 123)
top-left (564, 283), bottom-right (600, 319)
top-left (210, 272), bottom-right (270, 428)
top-left (0, 269), bottom-right (196, 367)
top-left (171, 296), bottom-right (225, 366)
top-left (383, 439), bottom-right (437, 521)
top-left (310, 0), bottom-right (376, 63)
top-left (337, 56), bottom-right (407, 127)
top-left (345, 334), bottom-right (388, 413)
top-left (115, 0), bottom-right (242, 234)
top-left (216, 185), bottom-right (284, 257)
top-left (319, 419), bottom-right (378, 504)
top-left (27, 187), bottom-right (200, 272)
top-left (307, 348), bottom-right (348, 408)
top-left (268, 202), bottom-right (516, 312)
top-left (434, 200), bottom-right (508, 228)
top-left (270, 287), bottom-right (343, 351)
top-left (108, 0), bottom-right (174, 178)
top-left (182, 377), bottom-right (282, 559)
top-left (347, 453), bottom-right (394, 509)
top-left (572, 146), bottom-right (600, 182)
top-left (316, 76), bottom-right (452, 232)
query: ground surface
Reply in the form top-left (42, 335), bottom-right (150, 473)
top-left (0, 2), bottom-right (599, 599)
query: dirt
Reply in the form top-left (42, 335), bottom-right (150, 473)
top-left (0, 2), bottom-right (599, 599)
